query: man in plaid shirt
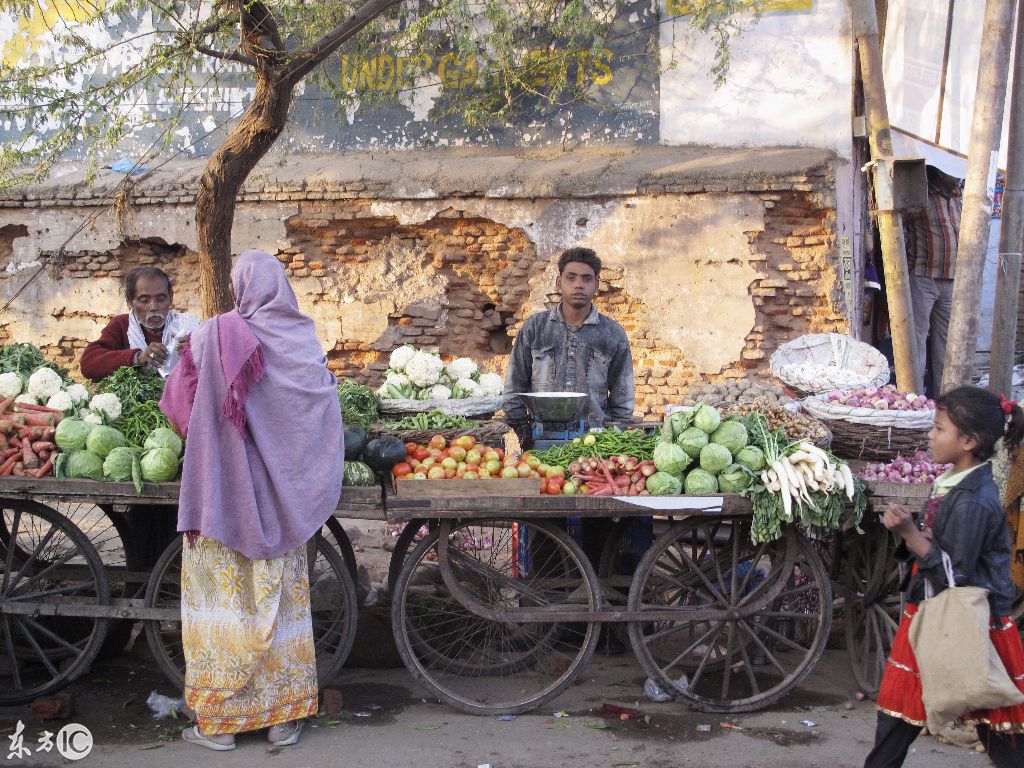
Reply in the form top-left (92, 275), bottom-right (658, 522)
top-left (903, 165), bottom-right (963, 395)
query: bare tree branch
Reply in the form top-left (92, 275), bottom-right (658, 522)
top-left (282, 0), bottom-right (405, 84)
top-left (192, 43), bottom-right (257, 66)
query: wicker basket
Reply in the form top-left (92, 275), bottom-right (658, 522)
top-left (368, 420), bottom-right (510, 448)
top-left (378, 395), bottom-right (507, 420)
top-left (769, 333), bottom-right (890, 397)
top-left (802, 395), bottom-right (931, 462)
top-left (859, 478), bottom-right (932, 515)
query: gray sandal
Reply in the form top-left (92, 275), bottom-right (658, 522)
top-left (267, 720), bottom-right (303, 746)
top-left (182, 725), bottom-right (236, 751)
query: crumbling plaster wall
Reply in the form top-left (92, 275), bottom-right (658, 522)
top-left (0, 151), bottom-right (845, 421)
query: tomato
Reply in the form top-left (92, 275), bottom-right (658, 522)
top-left (544, 480), bottom-right (563, 495)
top-left (495, 448), bottom-right (505, 461)
top-left (453, 435), bottom-right (476, 450)
top-left (443, 468), bottom-right (457, 479)
top-left (516, 463), bottom-right (532, 478)
top-left (545, 466), bottom-right (566, 479)
top-left (427, 466), bottom-right (446, 480)
top-left (404, 442), bottom-right (418, 456)
top-left (463, 470), bottom-right (479, 480)
top-left (547, 476), bottom-right (565, 488)
top-left (429, 434), bottom-right (447, 449)
top-left (500, 466), bottom-right (519, 479)
top-left (392, 462), bottom-right (413, 478)
top-left (465, 449), bottom-right (483, 465)
top-left (448, 446), bottom-right (467, 461)
top-left (561, 482), bottom-right (577, 495)
top-left (413, 447), bottom-right (430, 462)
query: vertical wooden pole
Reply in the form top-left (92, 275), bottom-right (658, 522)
top-left (942, 0), bottom-right (1016, 391)
top-left (851, 0), bottom-right (921, 392)
top-left (989, 0), bottom-right (1024, 396)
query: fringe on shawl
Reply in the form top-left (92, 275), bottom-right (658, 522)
top-left (219, 344), bottom-right (266, 437)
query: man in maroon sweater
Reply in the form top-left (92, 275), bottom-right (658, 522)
top-left (80, 267), bottom-right (182, 381)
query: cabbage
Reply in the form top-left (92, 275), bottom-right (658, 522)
top-left (699, 443), bottom-right (733, 475)
top-left (684, 468), bottom-right (719, 494)
top-left (676, 427), bottom-right (709, 459)
top-left (661, 409), bottom-right (694, 443)
top-left (735, 446), bottom-right (766, 473)
top-left (692, 403), bottom-right (721, 434)
top-left (711, 420), bottom-right (749, 454)
top-left (141, 448), bottom-right (179, 483)
top-left (65, 450), bottom-right (104, 481)
top-left (718, 464), bottom-right (753, 493)
top-left (144, 428), bottom-right (183, 459)
top-left (103, 447), bottom-right (140, 481)
top-left (646, 471), bottom-right (682, 496)
top-left (653, 442), bottom-right (690, 478)
top-left (85, 425), bottom-right (127, 459)
top-left (54, 419), bottom-right (96, 452)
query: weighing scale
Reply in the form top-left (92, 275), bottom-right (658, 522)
top-left (513, 391), bottom-right (589, 450)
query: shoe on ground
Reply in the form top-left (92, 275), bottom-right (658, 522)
top-left (181, 725), bottom-right (236, 751)
top-left (267, 720), bottom-right (303, 746)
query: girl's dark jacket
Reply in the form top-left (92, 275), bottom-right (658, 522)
top-left (898, 463), bottom-right (1015, 616)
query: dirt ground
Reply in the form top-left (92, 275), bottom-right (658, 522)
top-left (0, 519), bottom-right (1004, 767)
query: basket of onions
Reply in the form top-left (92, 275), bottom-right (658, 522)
top-left (854, 452), bottom-right (950, 512)
top-left (802, 386), bottom-right (935, 462)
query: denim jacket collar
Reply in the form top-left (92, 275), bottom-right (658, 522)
top-left (548, 303), bottom-right (600, 327)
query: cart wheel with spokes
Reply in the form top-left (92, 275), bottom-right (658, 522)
top-left (387, 519), bottom-right (435, 596)
top-left (391, 518), bottom-right (601, 715)
top-left (144, 531), bottom-right (359, 689)
top-left (843, 520), bottom-right (903, 696)
top-left (0, 499), bottom-right (110, 706)
top-left (627, 517), bottom-right (831, 713)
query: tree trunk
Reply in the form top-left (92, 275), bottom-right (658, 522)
top-left (941, 0), bottom-right (1015, 391)
top-left (195, 71), bottom-right (293, 317)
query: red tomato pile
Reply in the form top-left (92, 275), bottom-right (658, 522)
top-left (391, 434), bottom-right (578, 494)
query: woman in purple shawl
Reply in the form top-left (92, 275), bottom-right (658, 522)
top-left (160, 249), bottom-right (344, 750)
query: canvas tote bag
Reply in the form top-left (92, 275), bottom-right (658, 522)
top-left (907, 551), bottom-right (1024, 733)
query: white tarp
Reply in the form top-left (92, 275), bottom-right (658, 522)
top-left (883, 0), bottom-right (1016, 179)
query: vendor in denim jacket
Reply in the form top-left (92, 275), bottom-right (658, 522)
top-left (504, 247), bottom-right (636, 443)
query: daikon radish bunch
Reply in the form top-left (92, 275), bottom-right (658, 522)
top-left (760, 440), bottom-right (854, 523)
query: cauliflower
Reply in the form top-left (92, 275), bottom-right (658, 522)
top-left (384, 372), bottom-right (411, 388)
top-left (65, 383), bottom-right (90, 406)
top-left (422, 384), bottom-right (452, 401)
top-left (88, 392), bottom-right (122, 422)
top-left (404, 350), bottom-right (444, 388)
top-left (27, 367), bottom-right (63, 401)
top-left (453, 377), bottom-right (482, 398)
top-left (377, 372), bottom-right (415, 399)
top-left (388, 345), bottom-right (417, 372)
top-left (14, 393), bottom-right (37, 406)
top-left (46, 391), bottom-right (75, 413)
top-left (445, 357), bottom-right (478, 381)
top-left (0, 372), bottom-right (23, 398)
top-left (81, 410), bottom-right (103, 425)
top-left (478, 372), bottom-right (504, 397)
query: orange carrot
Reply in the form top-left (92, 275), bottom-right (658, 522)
top-left (8, 436), bottom-right (20, 448)
top-left (19, 413), bottom-right (55, 428)
top-left (0, 448), bottom-right (19, 460)
top-left (0, 454), bottom-right (19, 475)
top-left (14, 402), bottom-right (63, 414)
top-left (40, 427), bottom-right (54, 442)
top-left (32, 458), bottom-right (53, 478)
top-left (31, 441), bottom-right (56, 453)
top-left (37, 450), bottom-right (49, 462)
top-left (0, 395), bottom-right (15, 414)
top-left (0, 419), bottom-right (21, 434)
top-left (21, 439), bottom-right (38, 470)
top-left (0, 434), bottom-right (6, 451)
top-left (18, 426), bottom-right (43, 441)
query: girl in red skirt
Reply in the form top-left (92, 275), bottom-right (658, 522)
top-left (864, 386), bottom-right (1024, 768)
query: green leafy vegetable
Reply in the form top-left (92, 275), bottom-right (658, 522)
top-left (103, 447), bottom-right (141, 481)
top-left (683, 468), bottom-right (718, 494)
top-left (337, 380), bottom-right (380, 428)
top-left (0, 343), bottom-right (68, 380)
top-left (710, 420), bottom-right (748, 454)
top-left (115, 400), bottom-right (172, 449)
top-left (54, 418), bottom-right (95, 452)
top-left (652, 442), bottom-right (689, 478)
top-left (65, 450), bottom-right (105, 481)
top-left (140, 447), bottom-right (179, 483)
top-left (144, 427), bottom-right (183, 458)
top-left (698, 443), bottom-right (732, 475)
top-left (646, 471), bottom-right (683, 496)
top-left (86, 425), bottom-right (127, 458)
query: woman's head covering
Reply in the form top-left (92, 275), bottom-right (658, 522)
top-left (160, 249), bottom-right (344, 560)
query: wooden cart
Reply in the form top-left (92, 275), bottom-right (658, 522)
top-left (1, 477), bottom-right (835, 717)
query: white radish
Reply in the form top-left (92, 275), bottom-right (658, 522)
top-left (838, 462), bottom-right (855, 501)
top-left (772, 460), bottom-right (793, 520)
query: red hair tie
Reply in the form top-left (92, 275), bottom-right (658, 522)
top-left (1000, 393), bottom-right (1018, 415)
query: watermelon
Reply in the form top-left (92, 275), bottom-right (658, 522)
top-left (344, 424), bottom-right (367, 461)
top-left (343, 461), bottom-right (377, 487)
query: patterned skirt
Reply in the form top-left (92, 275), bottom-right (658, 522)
top-left (876, 604), bottom-right (1024, 733)
top-left (181, 536), bottom-right (319, 735)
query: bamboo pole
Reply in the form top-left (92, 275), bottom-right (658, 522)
top-left (942, 0), bottom-right (1016, 391)
top-left (851, 0), bottom-right (921, 392)
top-left (989, 0), bottom-right (1024, 396)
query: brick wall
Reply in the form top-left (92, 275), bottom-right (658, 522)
top-left (0, 161), bottom-right (847, 422)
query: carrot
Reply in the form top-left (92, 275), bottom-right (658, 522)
top-left (18, 426), bottom-right (43, 441)
top-left (19, 413), bottom-right (55, 428)
top-left (0, 434), bottom-right (6, 451)
top-left (11, 464), bottom-right (25, 476)
top-left (0, 454), bottom-right (19, 475)
top-left (0, 419), bottom-right (20, 434)
top-left (40, 427), bottom-right (55, 442)
top-left (31, 441), bottom-right (56, 453)
top-left (0, 448), bottom-right (19, 460)
top-left (13, 402), bottom-right (63, 414)
top-left (32, 457), bottom-right (53, 478)
top-left (0, 395), bottom-right (15, 415)
top-left (8, 436), bottom-right (20, 448)
top-left (21, 439), bottom-right (38, 470)
top-left (37, 450), bottom-right (49, 462)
